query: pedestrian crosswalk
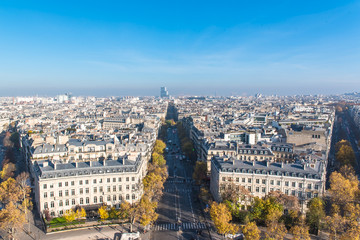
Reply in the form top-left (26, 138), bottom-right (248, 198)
top-left (154, 222), bottom-right (207, 231)
top-left (164, 188), bottom-right (191, 193)
top-left (166, 179), bottom-right (193, 184)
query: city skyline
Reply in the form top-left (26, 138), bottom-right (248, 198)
top-left (0, 1), bottom-right (359, 96)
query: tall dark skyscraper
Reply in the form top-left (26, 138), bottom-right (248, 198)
top-left (160, 87), bottom-right (169, 98)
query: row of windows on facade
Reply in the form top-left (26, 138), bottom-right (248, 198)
top-left (43, 176), bottom-right (136, 189)
top-left (271, 147), bottom-right (292, 152)
top-left (221, 185), bottom-right (319, 199)
top-left (221, 177), bottom-right (319, 190)
top-left (238, 156), bottom-right (273, 161)
top-left (43, 194), bottom-right (136, 209)
top-left (43, 184), bottom-right (137, 198)
top-left (69, 146), bottom-right (112, 153)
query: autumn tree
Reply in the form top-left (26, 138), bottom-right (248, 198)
top-left (98, 205), bottom-right (109, 221)
top-left (76, 207), bottom-right (86, 220)
top-left (0, 163), bottom-right (16, 180)
top-left (0, 201), bottom-right (26, 240)
top-left (153, 140), bottom-right (166, 154)
top-left (328, 171), bottom-right (358, 207)
top-left (152, 152), bottom-right (166, 167)
top-left (118, 201), bottom-right (131, 220)
top-left (290, 216), bottom-right (310, 240)
top-left (335, 140), bottom-right (356, 166)
top-left (250, 196), bottom-right (283, 226)
top-left (192, 161), bottom-right (207, 185)
top-left (138, 196), bottom-right (158, 227)
top-left (265, 221), bottom-right (287, 240)
top-left (325, 213), bottom-right (346, 240)
top-left (64, 209), bottom-right (76, 223)
top-left (242, 221), bottom-right (260, 240)
top-left (0, 177), bottom-right (22, 205)
top-left (209, 202), bottom-right (239, 236)
top-left (221, 181), bottom-right (250, 204)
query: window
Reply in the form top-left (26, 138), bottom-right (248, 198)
top-left (86, 197), bottom-right (89, 204)
top-left (126, 185), bottom-right (130, 190)
top-left (285, 181), bottom-right (289, 187)
top-left (79, 180), bottom-right (83, 185)
top-left (113, 186), bottom-right (116, 191)
top-left (107, 186), bottom-right (111, 192)
top-left (113, 178), bottom-right (116, 182)
top-left (113, 195), bottom-right (116, 201)
top-left (315, 185), bottom-right (319, 190)
top-left (242, 178), bottom-right (245, 183)
top-left (100, 196), bottom-right (103, 203)
top-left (80, 198), bottom-right (84, 204)
top-left (99, 186), bottom-right (103, 192)
top-left (99, 179), bottom-right (103, 183)
top-left (118, 185), bottom-right (122, 191)
top-left (72, 199), bottom-right (75, 205)
top-left (43, 184), bottom-right (47, 189)
top-left (256, 179), bottom-right (259, 184)
top-left (126, 194), bottom-right (130, 200)
top-left (94, 196), bottom-right (97, 203)
top-left (248, 186), bottom-right (251, 191)
top-left (85, 180), bottom-right (89, 184)
top-left (65, 190), bottom-right (69, 196)
top-left (270, 180), bottom-right (274, 185)
top-left (94, 187), bottom-right (97, 193)
top-left (50, 201), bottom-right (54, 208)
top-left (132, 194), bottom-right (136, 200)
top-left (44, 202), bottom-right (48, 209)
top-left (119, 195), bottom-right (123, 201)
top-left (50, 192), bottom-right (54, 197)
top-left (292, 182), bottom-right (296, 187)
top-left (59, 200), bottom-right (63, 207)
top-left (256, 187), bottom-right (259, 192)
top-left (285, 190), bottom-right (289, 195)
top-left (262, 179), bottom-right (266, 184)
top-left (262, 187), bottom-right (266, 193)
top-left (132, 185), bottom-right (135, 190)
top-left (86, 188), bottom-right (89, 194)
top-left (71, 181), bottom-right (74, 186)
top-left (65, 182), bottom-right (68, 187)
top-left (307, 192), bottom-right (312, 199)
top-left (79, 188), bottom-right (83, 194)
top-left (236, 178), bottom-right (239, 182)
top-left (71, 189), bottom-right (75, 196)
top-left (299, 183), bottom-right (303, 188)
top-left (58, 182), bottom-right (62, 187)
top-left (44, 192), bottom-right (48, 198)
top-left (248, 178), bottom-right (251, 183)
top-left (66, 200), bottom-right (69, 206)
top-left (107, 178), bottom-right (110, 183)
top-left (59, 190), bottom-right (62, 197)
top-left (93, 179), bottom-right (97, 184)
top-left (277, 181), bottom-right (280, 186)
top-left (132, 177), bottom-right (135, 181)
top-left (50, 184), bottom-right (53, 188)
top-left (107, 196), bottom-right (111, 201)
top-left (118, 177), bottom-right (122, 182)
top-left (126, 177), bottom-right (129, 182)
top-left (291, 190), bottom-right (296, 196)
top-left (307, 184), bottom-right (312, 190)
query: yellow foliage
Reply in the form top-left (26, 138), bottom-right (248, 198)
top-left (63, 209), bottom-right (76, 222)
top-left (0, 177), bottom-right (22, 204)
top-left (153, 140), bottom-right (166, 154)
top-left (242, 222), bottom-right (260, 240)
top-left (210, 202), bottom-right (239, 235)
top-left (98, 205), bottom-right (109, 221)
top-left (0, 201), bottom-right (26, 235)
top-left (329, 171), bottom-right (358, 205)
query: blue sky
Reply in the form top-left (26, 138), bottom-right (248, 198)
top-left (0, 0), bottom-right (359, 96)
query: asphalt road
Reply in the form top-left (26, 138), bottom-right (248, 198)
top-left (152, 127), bottom-right (210, 240)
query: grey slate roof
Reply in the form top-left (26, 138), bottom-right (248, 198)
top-left (212, 157), bottom-right (322, 180)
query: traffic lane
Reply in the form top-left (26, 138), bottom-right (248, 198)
top-left (156, 191), bottom-right (177, 223)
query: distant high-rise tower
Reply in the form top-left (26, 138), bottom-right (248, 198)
top-left (160, 87), bottom-right (169, 98)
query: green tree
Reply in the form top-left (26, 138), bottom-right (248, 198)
top-left (306, 197), bottom-right (325, 235)
top-left (250, 197), bottom-right (283, 226)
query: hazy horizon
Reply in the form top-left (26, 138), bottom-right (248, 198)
top-left (0, 1), bottom-right (359, 96)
